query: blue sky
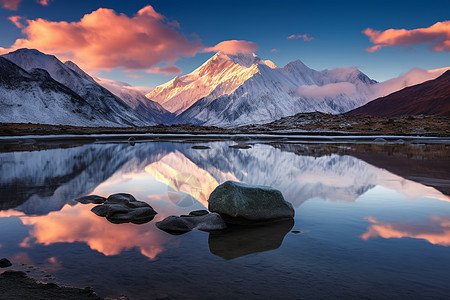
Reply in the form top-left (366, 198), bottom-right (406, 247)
top-left (0, 0), bottom-right (449, 87)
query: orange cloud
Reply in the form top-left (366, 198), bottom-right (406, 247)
top-left (146, 65), bottom-right (182, 75)
top-left (8, 15), bottom-right (24, 28)
top-left (363, 21), bottom-right (450, 52)
top-left (0, 0), bottom-right (21, 10)
top-left (202, 40), bottom-right (259, 55)
top-left (19, 204), bottom-right (169, 259)
top-left (361, 215), bottom-right (450, 246)
top-left (0, 5), bottom-right (202, 72)
top-left (287, 34), bottom-right (314, 41)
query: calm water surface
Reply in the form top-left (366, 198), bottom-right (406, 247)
top-left (0, 140), bottom-right (449, 299)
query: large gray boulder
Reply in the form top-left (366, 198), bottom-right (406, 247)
top-left (208, 181), bottom-right (294, 223)
top-left (156, 211), bottom-right (227, 235)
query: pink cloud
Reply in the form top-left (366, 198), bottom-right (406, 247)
top-left (371, 67), bottom-right (450, 99)
top-left (0, 0), bottom-right (21, 10)
top-left (0, 5), bottom-right (203, 71)
top-left (271, 48), bottom-right (279, 52)
top-left (8, 15), bottom-right (24, 28)
top-left (287, 34), bottom-right (314, 41)
top-left (146, 65), bottom-right (182, 75)
top-left (202, 40), bottom-right (259, 55)
top-left (36, 0), bottom-right (52, 6)
top-left (0, 0), bottom-right (52, 10)
top-left (297, 82), bottom-right (357, 98)
top-left (363, 21), bottom-right (450, 52)
top-left (361, 215), bottom-right (450, 246)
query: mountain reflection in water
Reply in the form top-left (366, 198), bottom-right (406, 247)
top-left (0, 140), bottom-right (449, 299)
top-left (1, 141), bottom-right (447, 216)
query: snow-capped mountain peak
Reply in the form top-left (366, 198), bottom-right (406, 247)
top-left (146, 51), bottom-right (267, 114)
top-left (150, 52), bottom-right (381, 127)
top-left (63, 60), bottom-right (96, 83)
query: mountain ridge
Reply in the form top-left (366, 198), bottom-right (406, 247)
top-left (0, 56), bottom-right (124, 127)
top-left (147, 52), bottom-right (378, 127)
top-left (348, 70), bottom-right (450, 117)
top-left (2, 48), bottom-right (152, 126)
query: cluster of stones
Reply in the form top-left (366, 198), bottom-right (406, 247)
top-left (156, 181), bottom-right (295, 234)
top-left (76, 181), bottom-right (295, 236)
top-left (75, 193), bottom-right (157, 224)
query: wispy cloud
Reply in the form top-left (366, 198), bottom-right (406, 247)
top-left (8, 15), bottom-right (24, 28)
top-left (297, 82), bottom-right (356, 98)
top-left (371, 67), bottom-right (450, 98)
top-left (271, 48), bottom-right (279, 52)
top-left (363, 21), bottom-right (450, 52)
top-left (1, 0), bottom-right (53, 10)
top-left (146, 65), bottom-right (182, 75)
top-left (202, 40), bottom-right (259, 55)
top-left (287, 34), bottom-right (314, 41)
top-left (0, 0), bottom-right (21, 10)
top-left (0, 5), bottom-right (203, 73)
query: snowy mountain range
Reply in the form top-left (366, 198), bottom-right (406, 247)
top-left (0, 48), bottom-right (448, 128)
top-left (147, 52), bottom-right (378, 127)
top-left (0, 49), bottom-right (168, 126)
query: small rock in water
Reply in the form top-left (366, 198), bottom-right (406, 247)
top-left (74, 195), bottom-right (106, 205)
top-left (156, 216), bottom-right (192, 234)
top-left (189, 210), bottom-right (209, 216)
top-left (91, 204), bottom-right (129, 217)
top-left (105, 193), bottom-right (137, 205)
top-left (208, 181), bottom-right (294, 224)
top-left (156, 212), bottom-right (226, 235)
top-left (229, 144), bottom-right (252, 149)
top-left (192, 145), bottom-right (210, 150)
top-left (128, 137), bottom-right (136, 146)
top-left (374, 137), bottom-right (387, 143)
top-left (291, 230), bottom-right (302, 234)
top-left (107, 207), bottom-right (157, 224)
top-left (0, 258), bottom-right (12, 268)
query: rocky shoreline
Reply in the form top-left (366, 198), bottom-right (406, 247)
top-left (0, 113), bottom-right (449, 137)
top-left (0, 268), bottom-right (104, 300)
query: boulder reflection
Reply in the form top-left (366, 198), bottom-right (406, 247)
top-left (208, 219), bottom-right (294, 260)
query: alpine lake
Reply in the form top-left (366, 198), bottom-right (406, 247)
top-left (1, 134), bottom-right (449, 299)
